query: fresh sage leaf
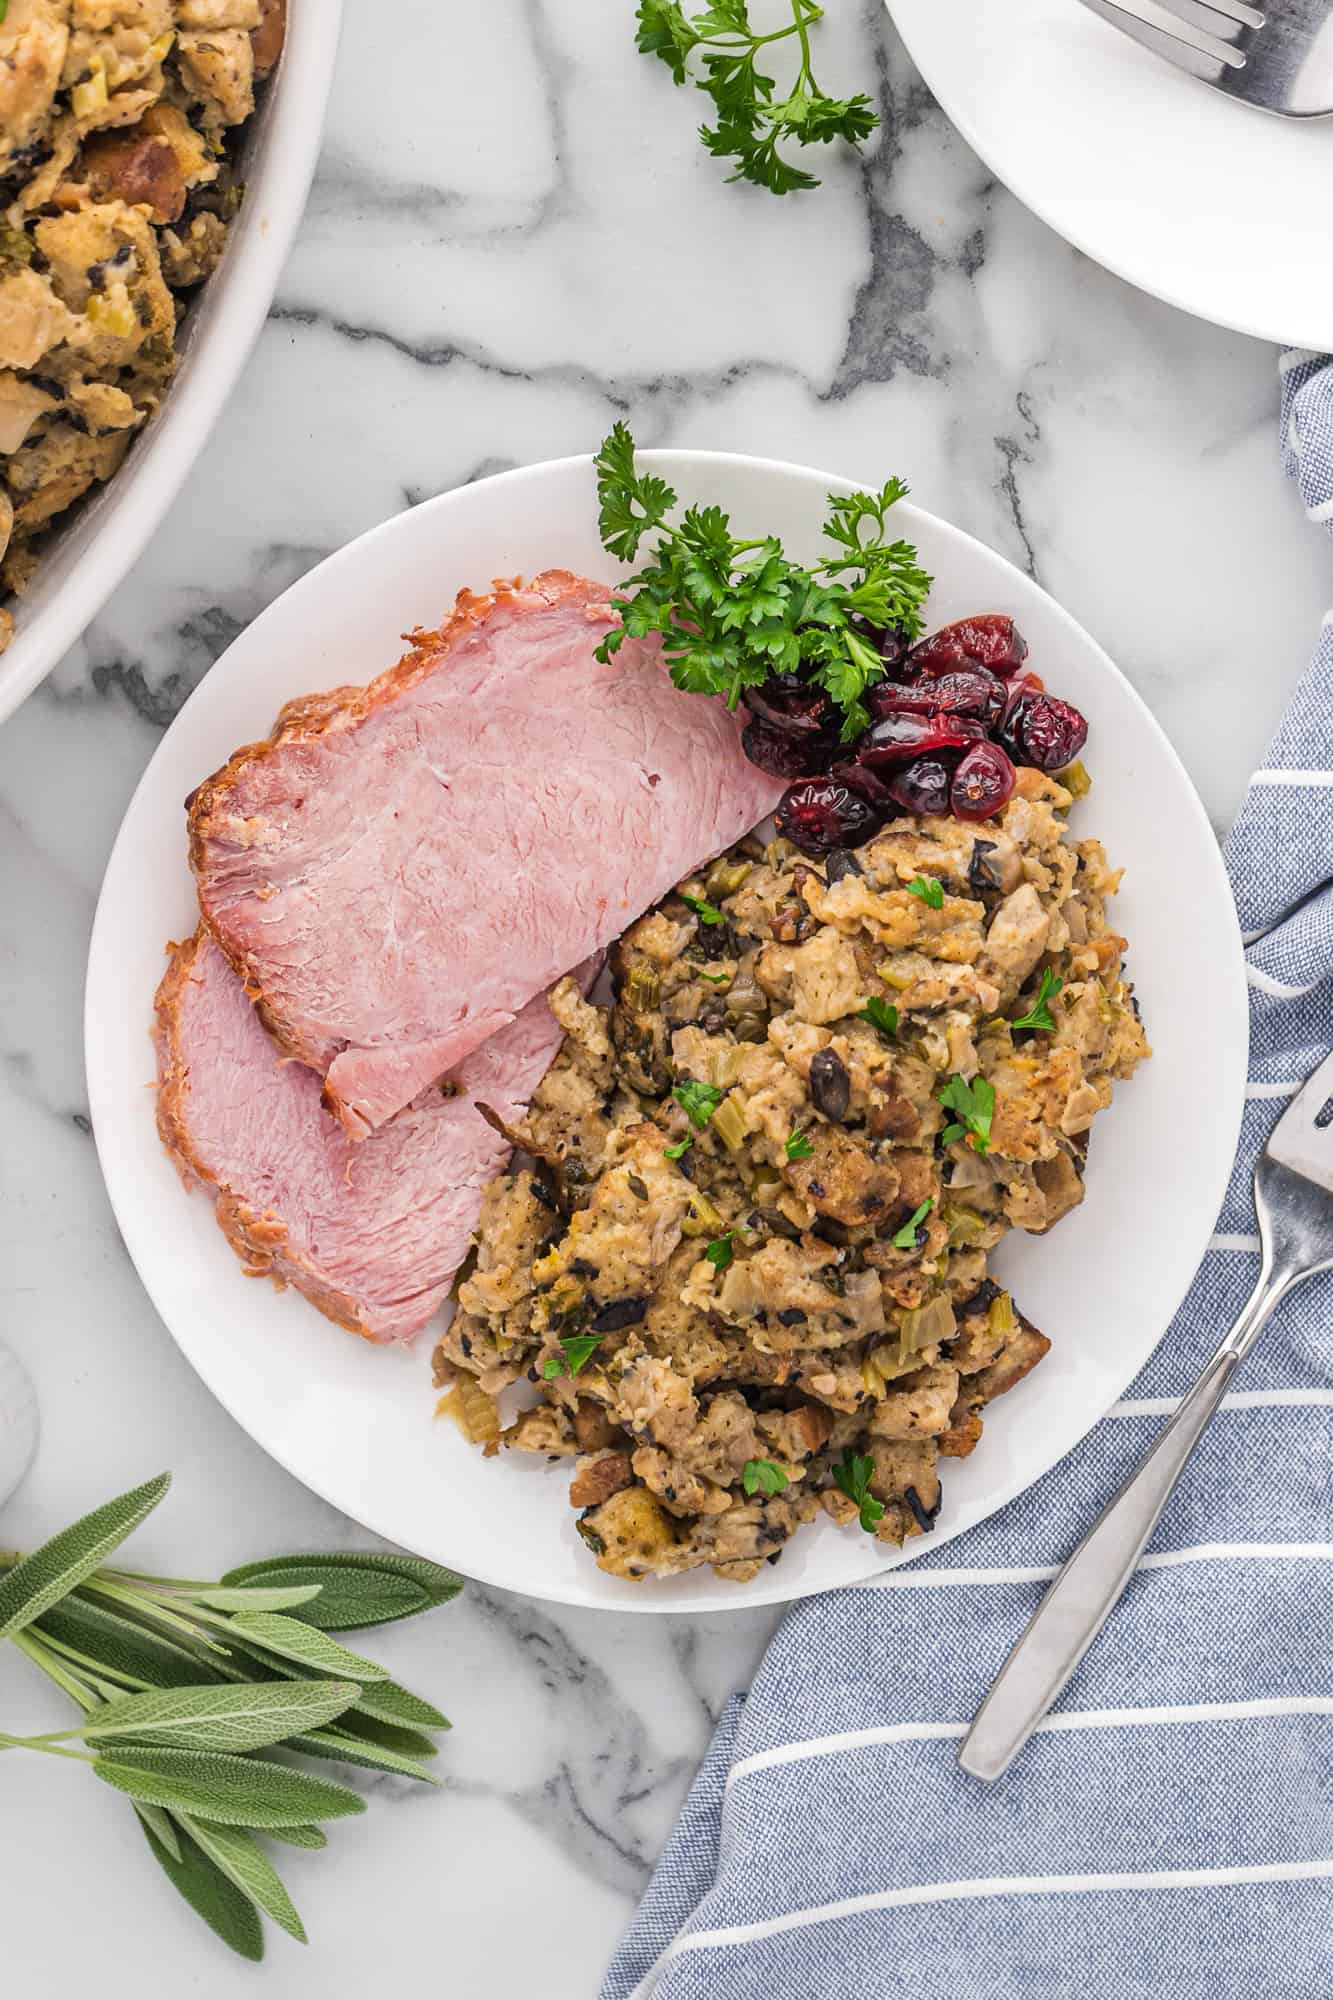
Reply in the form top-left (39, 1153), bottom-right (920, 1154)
top-left (140, 1816), bottom-right (264, 1962)
top-left (220, 1553), bottom-right (462, 1631)
top-left (133, 1799), bottom-right (182, 1863)
top-left (284, 1727), bottom-right (441, 1786)
top-left (348, 1677), bottom-right (450, 1732)
top-left (0, 1474), bottom-right (170, 1643)
top-left (94, 1746), bottom-right (367, 1828)
top-left (79, 1680), bottom-right (361, 1754)
top-left (36, 1594), bottom-right (222, 1691)
top-left (226, 1613), bottom-right (390, 1683)
top-left (187, 1585), bottom-right (324, 1614)
top-left (178, 1816), bottom-right (307, 1945)
top-left (265, 1825), bottom-right (328, 1851)
top-left (334, 1712), bottom-right (440, 1762)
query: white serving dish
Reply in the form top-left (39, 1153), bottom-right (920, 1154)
top-left (0, 0), bottom-right (343, 725)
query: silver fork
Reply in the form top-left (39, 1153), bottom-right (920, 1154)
top-left (1077, 0), bottom-right (1333, 116)
top-left (960, 1047), bottom-right (1333, 1782)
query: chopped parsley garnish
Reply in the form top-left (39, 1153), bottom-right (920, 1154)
top-left (859, 997), bottom-right (899, 1041)
top-left (907, 875), bottom-right (944, 910)
top-left (594, 424), bottom-right (932, 741)
top-left (664, 1135), bottom-right (693, 1162)
top-left (698, 968), bottom-right (731, 985)
top-left (937, 1073), bottom-right (995, 1155)
top-left (542, 1335), bottom-right (603, 1380)
top-left (673, 1078), bottom-right (725, 1130)
top-left (704, 1233), bottom-right (735, 1272)
top-left (785, 1128), bottom-right (815, 1162)
top-left (634, 0), bottom-right (879, 196)
top-left (833, 1450), bottom-right (884, 1535)
top-left (742, 1458), bottom-right (789, 1498)
top-left (1011, 966), bottom-right (1063, 1035)
top-left (891, 1198), bottom-right (934, 1251)
top-left (682, 892), bottom-right (725, 926)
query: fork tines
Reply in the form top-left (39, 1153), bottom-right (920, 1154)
top-left (1076, 0), bottom-right (1257, 79)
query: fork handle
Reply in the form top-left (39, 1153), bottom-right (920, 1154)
top-left (959, 1344), bottom-right (1245, 1781)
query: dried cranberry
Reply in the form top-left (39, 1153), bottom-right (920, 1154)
top-left (951, 740), bottom-right (1016, 821)
top-left (999, 692), bottom-right (1087, 772)
top-left (742, 674), bottom-right (837, 738)
top-left (857, 710), bottom-right (985, 769)
top-left (869, 666), bottom-right (1006, 727)
top-left (908, 614), bottom-right (1028, 678)
top-left (829, 758), bottom-right (895, 807)
top-left (776, 778), bottom-right (881, 857)
top-left (883, 755), bottom-right (955, 817)
top-left (742, 717), bottom-right (838, 779)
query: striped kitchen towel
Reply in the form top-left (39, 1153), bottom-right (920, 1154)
top-left (601, 360), bottom-right (1333, 2000)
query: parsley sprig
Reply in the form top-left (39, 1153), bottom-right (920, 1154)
top-left (907, 875), bottom-right (944, 910)
top-left (833, 1451), bottom-right (884, 1534)
top-left (594, 425), bottom-right (932, 741)
top-left (938, 1073), bottom-right (995, 1155)
top-left (682, 892), bottom-right (725, 925)
top-left (1012, 966), bottom-right (1063, 1036)
top-left (543, 1334), bottom-right (603, 1380)
top-left (742, 1458), bottom-right (789, 1497)
top-left (635, 0), bottom-right (878, 195)
top-left (785, 1128), bottom-right (814, 1162)
top-left (674, 1078), bottom-right (725, 1130)
top-left (891, 1198), bottom-right (934, 1251)
top-left (859, 997), bottom-right (899, 1041)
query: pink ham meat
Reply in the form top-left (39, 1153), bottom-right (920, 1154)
top-left (154, 930), bottom-right (575, 1344)
top-left (188, 570), bottom-right (780, 1140)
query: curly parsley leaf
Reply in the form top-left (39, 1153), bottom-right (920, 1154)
top-left (859, 997), bottom-right (899, 1041)
top-left (594, 425), bottom-right (931, 740)
top-left (682, 893), bottom-right (725, 926)
top-left (742, 1458), bottom-right (789, 1498)
top-left (704, 1233), bottom-right (734, 1272)
top-left (937, 1073), bottom-right (995, 1155)
top-left (1011, 966), bottom-right (1063, 1036)
top-left (636, 0), bottom-right (878, 195)
top-left (891, 1198), bottom-right (934, 1252)
top-left (673, 1078), bottom-right (725, 1130)
top-left (907, 875), bottom-right (944, 910)
top-left (664, 1135), bottom-right (693, 1162)
top-left (784, 1128), bottom-right (814, 1162)
top-left (542, 1335), bottom-right (603, 1381)
top-left (833, 1451), bottom-right (884, 1535)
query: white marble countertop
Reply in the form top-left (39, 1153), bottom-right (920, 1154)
top-left (2, 3), bottom-right (1331, 1991)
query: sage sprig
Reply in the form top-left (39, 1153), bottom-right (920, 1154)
top-left (0, 1473), bottom-right (461, 1961)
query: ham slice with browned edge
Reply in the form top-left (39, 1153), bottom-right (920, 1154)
top-left (154, 930), bottom-right (580, 1344)
top-left (188, 570), bottom-right (781, 1140)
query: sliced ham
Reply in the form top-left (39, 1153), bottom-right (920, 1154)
top-left (188, 570), bottom-right (780, 1139)
top-left (153, 930), bottom-right (576, 1344)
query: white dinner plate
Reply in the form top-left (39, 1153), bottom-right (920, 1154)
top-left (888, 0), bottom-right (1333, 350)
top-left (86, 451), bottom-right (1246, 1613)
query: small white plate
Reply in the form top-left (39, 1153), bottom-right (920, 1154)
top-left (888, 0), bottom-right (1333, 350)
top-left (85, 451), bottom-right (1246, 1613)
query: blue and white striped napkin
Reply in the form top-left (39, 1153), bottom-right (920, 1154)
top-left (602, 360), bottom-right (1333, 2000)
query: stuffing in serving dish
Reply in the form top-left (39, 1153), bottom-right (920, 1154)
top-left (0, 0), bottom-right (285, 651)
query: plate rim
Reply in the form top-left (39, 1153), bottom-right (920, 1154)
top-left (85, 446), bottom-right (1248, 1613)
top-left (885, 0), bottom-right (1333, 352)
